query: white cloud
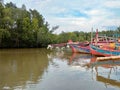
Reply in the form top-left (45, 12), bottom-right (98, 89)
top-left (4, 0), bottom-right (120, 34)
top-left (104, 0), bottom-right (120, 8)
top-left (85, 9), bottom-right (106, 16)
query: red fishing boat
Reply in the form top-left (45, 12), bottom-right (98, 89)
top-left (47, 40), bottom-right (80, 51)
top-left (68, 42), bottom-right (90, 53)
top-left (90, 43), bottom-right (120, 56)
top-left (90, 30), bottom-right (120, 56)
top-left (68, 29), bottom-right (116, 53)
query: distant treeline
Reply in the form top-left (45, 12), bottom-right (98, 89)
top-left (0, 2), bottom-right (120, 48)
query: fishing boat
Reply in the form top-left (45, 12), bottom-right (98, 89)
top-left (90, 35), bottom-right (120, 56)
top-left (90, 44), bottom-right (120, 56)
top-left (90, 28), bottom-right (120, 56)
top-left (47, 43), bottom-right (67, 50)
top-left (47, 40), bottom-right (80, 51)
top-left (68, 35), bottom-right (116, 54)
top-left (68, 42), bottom-right (90, 53)
top-left (68, 29), bottom-right (117, 53)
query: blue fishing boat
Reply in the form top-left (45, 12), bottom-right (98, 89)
top-left (69, 44), bottom-right (90, 53)
top-left (90, 44), bottom-right (120, 56)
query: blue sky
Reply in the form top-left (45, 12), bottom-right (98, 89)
top-left (5, 0), bottom-right (120, 33)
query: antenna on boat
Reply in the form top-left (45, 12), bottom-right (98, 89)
top-left (96, 29), bottom-right (98, 45)
top-left (91, 27), bottom-right (93, 44)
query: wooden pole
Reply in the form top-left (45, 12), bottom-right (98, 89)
top-left (97, 56), bottom-right (120, 61)
top-left (91, 27), bottom-right (93, 44)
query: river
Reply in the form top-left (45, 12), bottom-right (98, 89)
top-left (0, 48), bottom-right (120, 90)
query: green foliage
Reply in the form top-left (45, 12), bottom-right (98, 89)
top-left (5, 2), bottom-right (17, 8)
top-left (0, 1), bottom-right (120, 48)
top-left (0, 29), bottom-right (11, 47)
top-left (0, 2), bottom-right (51, 48)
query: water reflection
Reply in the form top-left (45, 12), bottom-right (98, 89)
top-left (91, 60), bottom-right (120, 88)
top-left (48, 51), bottom-right (120, 90)
top-left (0, 48), bottom-right (49, 90)
top-left (71, 53), bottom-right (120, 88)
top-left (0, 49), bottom-right (120, 90)
top-left (68, 53), bottom-right (92, 65)
top-left (48, 51), bottom-right (92, 66)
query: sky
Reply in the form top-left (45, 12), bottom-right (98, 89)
top-left (4, 0), bottom-right (120, 34)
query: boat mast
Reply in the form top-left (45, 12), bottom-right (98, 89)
top-left (96, 29), bottom-right (98, 45)
top-left (91, 27), bottom-right (93, 44)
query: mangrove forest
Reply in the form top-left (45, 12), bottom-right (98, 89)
top-left (0, 2), bottom-right (120, 48)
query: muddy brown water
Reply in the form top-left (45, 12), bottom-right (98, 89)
top-left (0, 48), bottom-right (120, 90)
